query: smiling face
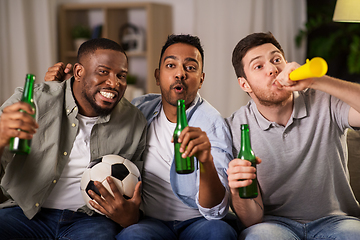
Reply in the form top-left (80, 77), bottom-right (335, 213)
top-left (240, 43), bottom-right (291, 106)
top-left (155, 43), bottom-right (204, 109)
top-left (73, 48), bottom-right (128, 117)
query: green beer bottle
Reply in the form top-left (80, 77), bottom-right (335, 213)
top-left (9, 74), bottom-right (36, 154)
top-left (173, 99), bottom-right (194, 174)
top-left (238, 124), bottom-right (258, 198)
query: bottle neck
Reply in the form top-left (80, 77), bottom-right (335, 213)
top-left (176, 99), bottom-right (188, 129)
top-left (22, 74), bottom-right (35, 103)
top-left (240, 124), bottom-right (252, 152)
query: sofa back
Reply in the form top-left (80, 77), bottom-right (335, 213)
top-left (347, 129), bottom-right (360, 202)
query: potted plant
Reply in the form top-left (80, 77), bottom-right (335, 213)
top-left (296, 0), bottom-right (360, 81)
top-left (71, 25), bottom-right (91, 51)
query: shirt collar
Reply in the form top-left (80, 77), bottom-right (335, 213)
top-left (64, 77), bottom-right (78, 116)
top-left (187, 93), bottom-right (200, 115)
top-left (293, 90), bottom-right (307, 120)
top-left (252, 91), bottom-right (308, 131)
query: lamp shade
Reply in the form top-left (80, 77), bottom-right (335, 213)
top-left (333, 0), bottom-right (360, 22)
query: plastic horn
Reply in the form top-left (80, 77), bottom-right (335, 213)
top-left (289, 57), bottom-right (328, 81)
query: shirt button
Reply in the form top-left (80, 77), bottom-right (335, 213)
top-left (72, 123), bottom-right (76, 127)
top-left (66, 109), bottom-right (70, 113)
top-left (53, 180), bottom-right (57, 184)
top-left (153, 111), bottom-right (158, 115)
top-left (35, 203), bottom-right (39, 207)
top-left (63, 152), bottom-right (68, 156)
top-left (74, 107), bottom-right (78, 111)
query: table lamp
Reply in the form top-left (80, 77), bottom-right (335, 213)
top-left (333, 0), bottom-right (360, 22)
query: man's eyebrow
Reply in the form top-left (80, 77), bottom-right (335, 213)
top-left (249, 56), bottom-right (261, 66)
top-left (97, 65), bottom-right (127, 73)
top-left (97, 65), bottom-right (111, 69)
top-left (249, 50), bottom-right (282, 65)
top-left (270, 50), bottom-right (282, 56)
top-left (185, 57), bottom-right (199, 65)
top-left (163, 55), bottom-right (177, 62)
top-left (163, 55), bottom-right (199, 65)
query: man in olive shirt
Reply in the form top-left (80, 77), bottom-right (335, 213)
top-left (0, 38), bottom-right (147, 239)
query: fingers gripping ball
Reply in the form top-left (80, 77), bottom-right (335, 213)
top-left (80, 154), bottom-right (141, 214)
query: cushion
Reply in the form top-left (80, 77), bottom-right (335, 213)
top-left (347, 129), bottom-right (360, 202)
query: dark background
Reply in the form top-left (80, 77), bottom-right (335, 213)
top-left (301, 0), bottom-right (360, 83)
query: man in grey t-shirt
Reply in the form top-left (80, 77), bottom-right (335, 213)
top-left (227, 32), bottom-right (360, 239)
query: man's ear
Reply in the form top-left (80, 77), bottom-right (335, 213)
top-left (73, 63), bottom-right (84, 82)
top-left (198, 72), bottom-right (205, 89)
top-left (238, 77), bottom-right (252, 93)
top-left (154, 68), bottom-right (160, 86)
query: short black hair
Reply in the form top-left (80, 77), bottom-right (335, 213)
top-left (232, 32), bottom-right (285, 79)
top-left (77, 38), bottom-right (127, 63)
top-left (158, 34), bottom-right (204, 71)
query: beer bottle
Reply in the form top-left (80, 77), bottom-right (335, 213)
top-left (238, 124), bottom-right (258, 198)
top-left (173, 99), bottom-right (194, 174)
top-left (9, 74), bottom-right (36, 154)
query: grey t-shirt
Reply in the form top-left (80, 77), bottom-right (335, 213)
top-left (226, 89), bottom-right (360, 222)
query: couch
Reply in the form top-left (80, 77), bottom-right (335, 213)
top-left (1, 129), bottom-right (360, 203)
top-left (347, 129), bottom-right (360, 201)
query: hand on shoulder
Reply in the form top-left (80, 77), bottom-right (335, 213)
top-left (44, 62), bottom-right (73, 82)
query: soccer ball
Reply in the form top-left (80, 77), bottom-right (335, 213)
top-left (80, 154), bottom-right (141, 213)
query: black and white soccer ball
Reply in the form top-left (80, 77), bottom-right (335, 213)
top-left (80, 154), bottom-right (141, 213)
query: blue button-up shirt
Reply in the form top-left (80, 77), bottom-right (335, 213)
top-left (132, 93), bottom-right (232, 220)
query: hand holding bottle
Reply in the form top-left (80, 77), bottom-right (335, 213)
top-left (173, 99), bottom-right (212, 174)
top-left (173, 99), bottom-right (194, 174)
top-left (174, 125), bottom-right (212, 163)
top-left (227, 157), bottom-right (261, 195)
top-left (0, 102), bottom-right (38, 152)
top-left (236, 124), bottom-right (259, 198)
top-left (7, 74), bottom-right (37, 154)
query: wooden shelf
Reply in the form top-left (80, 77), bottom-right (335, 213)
top-left (126, 51), bottom-right (147, 57)
top-left (58, 2), bottom-right (172, 94)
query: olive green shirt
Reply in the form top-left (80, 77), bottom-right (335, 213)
top-left (0, 78), bottom-right (147, 219)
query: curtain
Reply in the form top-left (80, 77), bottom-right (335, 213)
top-left (0, 0), bottom-right (307, 114)
top-left (0, 0), bottom-right (57, 104)
top-left (194, 0), bottom-right (307, 117)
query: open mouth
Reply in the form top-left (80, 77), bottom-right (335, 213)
top-left (99, 90), bottom-right (118, 102)
top-left (173, 84), bottom-right (185, 93)
top-left (100, 91), bottom-right (115, 99)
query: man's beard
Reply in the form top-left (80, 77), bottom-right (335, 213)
top-left (83, 90), bottom-right (114, 116)
top-left (252, 87), bottom-right (292, 107)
